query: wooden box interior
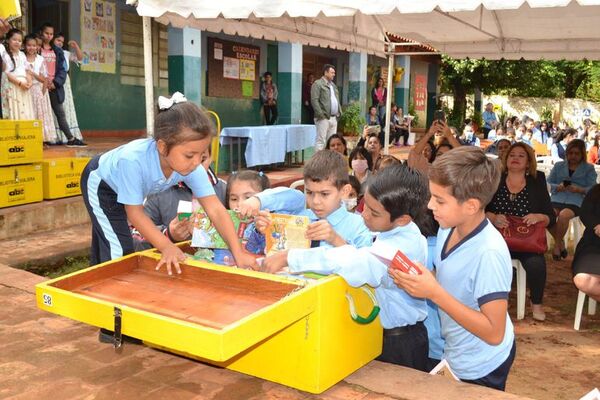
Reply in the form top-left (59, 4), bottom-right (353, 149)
top-left (50, 255), bottom-right (301, 330)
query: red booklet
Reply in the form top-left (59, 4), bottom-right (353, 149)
top-left (370, 248), bottom-right (422, 275)
top-left (390, 250), bottom-right (422, 275)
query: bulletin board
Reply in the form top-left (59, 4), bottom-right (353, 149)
top-left (207, 37), bottom-right (260, 99)
top-left (80, 0), bottom-right (116, 73)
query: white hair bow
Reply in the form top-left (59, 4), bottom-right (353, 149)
top-left (158, 92), bottom-right (187, 110)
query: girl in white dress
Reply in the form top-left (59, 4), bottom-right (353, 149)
top-left (24, 33), bottom-right (58, 143)
top-left (52, 33), bottom-right (83, 142)
top-left (1, 28), bottom-right (35, 120)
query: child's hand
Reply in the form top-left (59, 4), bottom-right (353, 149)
top-left (261, 251), bottom-right (289, 274)
top-left (306, 220), bottom-right (343, 246)
top-left (168, 216), bottom-right (193, 242)
top-left (233, 251), bottom-right (260, 270)
top-left (254, 210), bottom-right (272, 235)
top-left (388, 262), bottom-right (441, 300)
top-left (156, 244), bottom-right (186, 275)
top-left (237, 196), bottom-right (261, 219)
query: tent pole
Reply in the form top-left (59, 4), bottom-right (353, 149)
top-left (384, 50), bottom-right (394, 155)
top-left (143, 16), bottom-right (154, 137)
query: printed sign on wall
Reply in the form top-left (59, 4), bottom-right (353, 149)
top-left (81, 0), bottom-right (116, 73)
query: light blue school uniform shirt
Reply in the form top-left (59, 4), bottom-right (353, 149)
top-left (96, 138), bottom-right (215, 205)
top-left (425, 235), bottom-right (444, 361)
top-left (434, 219), bottom-right (514, 380)
top-left (255, 187), bottom-right (372, 248)
top-left (287, 222), bottom-right (428, 329)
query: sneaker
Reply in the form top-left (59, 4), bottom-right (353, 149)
top-left (66, 138), bottom-right (88, 147)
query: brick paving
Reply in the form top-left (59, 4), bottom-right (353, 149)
top-left (0, 262), bottom-right (529, 400)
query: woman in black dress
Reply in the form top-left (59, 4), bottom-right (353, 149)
top-left (572, 184), bottom-right (600, 302)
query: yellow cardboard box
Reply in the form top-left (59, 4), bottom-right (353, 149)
top-left (0, 120), bottom-right (43, 166)
top-left (41, 157), bottom-right (90, 199)
top-left (0, 163), bottom-right (43, 208)
top-left (36, 251), bottom-right (382, 393)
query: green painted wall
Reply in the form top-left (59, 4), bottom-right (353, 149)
top-left (277, 72), bottom-right (302, 124)
top-left (70, 63), bottom-right (167, 131)
top-left (169, 55), bottom-right (202, 104)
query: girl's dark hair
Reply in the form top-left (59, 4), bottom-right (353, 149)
top-left (424, 141), bottom-right (436, 163)
top-left (4, 29), bottom-right (23, 72)
top-left (348, 175), bottom-right (362, 196)
top-left (24, 33), bottom-right (38, 48)
top-left (367, 164), bottom-right (429, 222)
top-left (348, 146), bottom-right (373, 171)
top-left (325, 134), bottom-right (347, 155)
top-left (226, 170), bottom-right (271, 207)
top-left (154, 101), bottom-right (215, 154)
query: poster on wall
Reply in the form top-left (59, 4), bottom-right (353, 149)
top-left (207, 37), bottom-right (260, 99)
top-left (414, 75), bottom-right (427, 112)
top-left (80, 0), bottom-right (116, 74)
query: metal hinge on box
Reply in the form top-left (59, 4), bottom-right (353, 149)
top-left (113, 306), bottom-right (122, 349)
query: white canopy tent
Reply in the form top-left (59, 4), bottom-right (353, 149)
top-left (127, 0), bottom-right (600, 150)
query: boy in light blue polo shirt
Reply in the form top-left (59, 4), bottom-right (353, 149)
top-left (239, 150), bottom-right (372, 249)
top-left (391, 146), bottom-right (515, 391)
top-left (263, 165), bottom-right (431, 371)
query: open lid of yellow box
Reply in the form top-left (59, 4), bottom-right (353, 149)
top-left (36, 253), bottom-right (317, 361)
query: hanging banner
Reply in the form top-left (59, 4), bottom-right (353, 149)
top-left (81, 0), bottom-right (116, 74)
top-left (414, 75), bottom-right (427, 112)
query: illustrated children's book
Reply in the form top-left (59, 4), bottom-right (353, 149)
top-left (429, 359), bottom-right (459, 381)
top-left (0, 0), bottom-right (22, 21)
top-left (368, 248), bottom-right (422, 275)
top-left (265, 214), bottom-right (310, 256)
top-left (190, 199), bottom-right (247, 249)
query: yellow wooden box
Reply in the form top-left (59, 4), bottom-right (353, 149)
top-left (35, 250), bottom-right (383, 393)
top-left (0, 163), bottom-right (43, 208)
top-left (41, 157), bottom-right (90, 199)
top-left (0, 120), bottom-right (43, 166)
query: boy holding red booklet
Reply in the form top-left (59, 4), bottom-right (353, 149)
top-left (391, 147), bottom-right (515, 391)
top-left (263, 165), bottom-right (431, 371)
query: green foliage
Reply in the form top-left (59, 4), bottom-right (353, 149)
top-left (408, 100), bottom-right (419, 127)
top-left (338, 102), bottom-right (366, 136)
top-left (440, 57), bottom-right (600, 123)
top-left (540, 106), bottom-right (553, 122)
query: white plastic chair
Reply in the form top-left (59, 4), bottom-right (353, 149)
top-left (564, 217), bottom-right (584, 250)
top-left (512, 259), bottom-right (526, 320)
top-left (574, 290), bottom-right (598, 330)
top-left (290, 179), bottom-right (305, 190)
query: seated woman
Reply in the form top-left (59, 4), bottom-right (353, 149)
top-left (548, 139), bottom-right (598, 260)
top-left (486, 143), bottom-right (556, 321)
top-left (572, 184), bottom-right (600, 302)
top-left (550, 128), bottom-right (576, 162)
top-left (325, 134), bottom-right (347, 156)
top-left (460, 123), bottom-right (480, 147)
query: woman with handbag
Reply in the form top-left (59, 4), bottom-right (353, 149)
top-left (486, 143), bottom-right (556, 321)
top-left (547, 139), bottom-right (598, 260)
top-left (572, 184), bottom-right (600, 302)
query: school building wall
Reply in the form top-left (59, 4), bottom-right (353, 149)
top-left (67, 0), bottom-right (166, 135)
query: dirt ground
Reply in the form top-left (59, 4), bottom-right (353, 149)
top-left (506, 252), bottom-right (600, 399)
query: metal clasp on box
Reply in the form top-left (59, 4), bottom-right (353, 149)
top-left (113, 306), bottom-right (122, 349)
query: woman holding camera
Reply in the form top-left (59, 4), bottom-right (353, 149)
top-left (548, 139), bottom-right (598, 260)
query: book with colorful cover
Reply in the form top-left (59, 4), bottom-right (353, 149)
top-left (0, 0), bottom-right (22, 21)
top-left (265, 213), bottom-right (310, 256)
top-left (190, 199), bottom-right (247, 249)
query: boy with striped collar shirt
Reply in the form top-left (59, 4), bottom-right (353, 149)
top-left (392, 146), bottom-right (515, 391)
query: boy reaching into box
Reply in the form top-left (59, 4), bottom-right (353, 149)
top-left (391, 146), bottom-right (515, 391)
top-left (261, 165), bottom-right (432, 372)
top-left (238, 150), bottom-right (372, 250)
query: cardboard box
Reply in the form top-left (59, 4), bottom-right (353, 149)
top-left (0, 163), bottom-right (43, 208)
top-left (36, 249), bottom-right (382, 393)
top-left (0, 120), bottom-right (43, 166)
top-left (41, 157), bottom-right (90, 199)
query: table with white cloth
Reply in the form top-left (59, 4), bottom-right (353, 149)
top-left (219, 124), bottom-right (316, 170)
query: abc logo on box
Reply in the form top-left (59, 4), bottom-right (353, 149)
top-left (66, 182), bottom-right (79, 189)
top-left (9, 188), bottom-right (24, 196)
top-left (8, 146), bottom-right (25, 153)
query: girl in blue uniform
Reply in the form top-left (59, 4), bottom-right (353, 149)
top-left (81, 92), bottom-right (257, 273)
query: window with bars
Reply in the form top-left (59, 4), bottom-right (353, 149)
top-left (120, 11), bottom-right (168, 88)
